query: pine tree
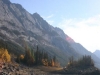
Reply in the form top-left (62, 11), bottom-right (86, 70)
top-left (53, 56), bottom-right (56, 63)
top-left (23, 47), bottom-right (34, 66)
top-left (35, 46), bottom-right (39, 65)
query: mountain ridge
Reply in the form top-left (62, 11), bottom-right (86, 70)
top-left (0, 0), bottom-right (100, 68)
top-left (0, 0), bottom-right (80, 66)
top-left (93, 50), bottom-right (100, 59)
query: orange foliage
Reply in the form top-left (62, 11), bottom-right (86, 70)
top-left (42, 59), bottom-right (48, 66)
top-left (19, 55), bottom-right (24, 60)
top-left (54, 62), bottom-right (60, 67)
top-left (51, 59), bottom-right (54, 67)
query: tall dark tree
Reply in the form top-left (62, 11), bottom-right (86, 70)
top-left (35, 46), bottom-right (39, 65)
top-left (53, 55), bottom-right (56, 63)
top-left (23, 47), bottom-right (34, 66)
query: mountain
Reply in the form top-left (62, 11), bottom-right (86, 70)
top-left (94, 50), bottom-right (100, 59)
top-left (0, 0), bottom-right (80, 66)
top-left (0, 0), bottom-right (100, 68)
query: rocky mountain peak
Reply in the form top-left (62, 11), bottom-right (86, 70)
top-left (94, 50), bottom-right (100, 52)
top-left (32, 12), bottom-right (44, 21)
top-left (93, 50), bottom-right (100, 59)
top-left (2, 0), bottom-right (11, 5)
top-left (33, 13), bottom-right (41, 17)
top-left (14, 3), bottom-right (24, 10)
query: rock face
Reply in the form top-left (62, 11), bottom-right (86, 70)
top-left (0, 0), bottom-right (80, 66)
top-left (0, 0), bottom-right (100, 68)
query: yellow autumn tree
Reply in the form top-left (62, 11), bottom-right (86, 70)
top-left (54, 62), bottom-right (60, 67)
top-left (16, 54), bottom-right (24, 63)
top-left (0, 48), bottom-right (11, 62)
top-left (19, 55), bottom-right (24, 60)
top-left (42, 59), bottom-right (48, 66)
top-left (51, 59), bottom-right (54, 67)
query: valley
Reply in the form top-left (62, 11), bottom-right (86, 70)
top-left (0, 0), bottom-right (100, 75)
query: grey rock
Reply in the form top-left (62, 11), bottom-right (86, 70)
top-left (0, 0), bottom-right (80, 66)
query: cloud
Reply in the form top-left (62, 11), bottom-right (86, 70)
top-left (58, 15), bottom-right (100, 52)
top-left (47, 14), bottom-right (54, 19)
top-left (47, 20), bottom-right (54, 25)
top-left (42, 14), bottom-right (54, 19)
top-left (42, 14), bottom-right (55, 25)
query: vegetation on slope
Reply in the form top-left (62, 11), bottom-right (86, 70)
top-left (67, 55), bottom-right (94, 69)
top-left (16, 46), bottom-right (60, 67)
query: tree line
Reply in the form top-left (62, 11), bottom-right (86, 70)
top-left (16, 46), bottom-right (60, 67)
top-left (67, 55), bottom-right (94, 69)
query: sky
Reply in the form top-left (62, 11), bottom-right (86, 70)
top-left (10, 0), bottom-right (100, 52)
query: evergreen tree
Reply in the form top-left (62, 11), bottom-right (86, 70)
top-left (16, 45), bottom-right (59, 67)
top-left (35, 46), bottom-right (39, 65)
top-left (53, 55), bottom-right (56, 63)
top-left (67, 55), bottom-right (94, 69)
top-left (23, 47), bottom-right (34, 66)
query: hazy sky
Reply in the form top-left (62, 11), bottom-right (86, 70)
top-left (10, 0), bottom-right (100, 52)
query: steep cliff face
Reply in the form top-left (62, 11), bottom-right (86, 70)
top-left (0, 0), bottom-right (80, 66)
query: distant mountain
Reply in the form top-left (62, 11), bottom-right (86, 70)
top-left (94, 50), bottom-right (100, 59)
top-left (68, 42), bottom-right (100, 69)
top-left (0, 0), bottom-right (100, 68)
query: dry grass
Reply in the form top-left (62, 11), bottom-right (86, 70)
top-left (35, 66), bottom-right (63, 72)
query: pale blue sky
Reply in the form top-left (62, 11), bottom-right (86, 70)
top-left (10, 0), bottom-right (100, 23)
top-left (10, 0), bottom-right (100, 52)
